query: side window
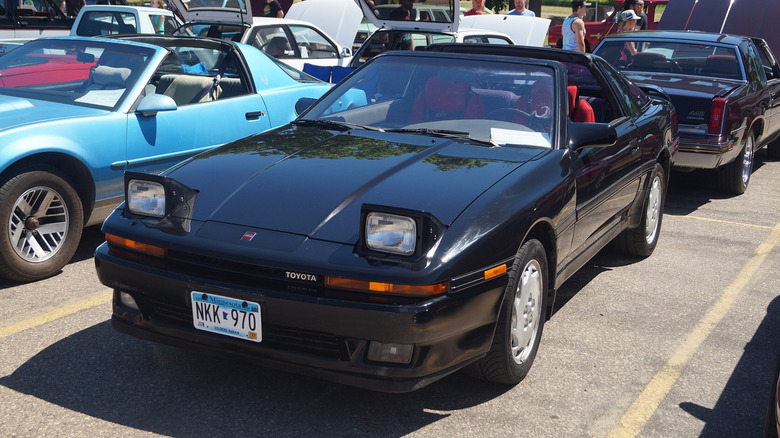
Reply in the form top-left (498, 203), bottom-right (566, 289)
top-left (150, 47), bottom-right (249, 106)
top-left (76, 12), bottom-right (137, 36)
top-left (0, 0), bottom-right (6, 16)
top-left (485, 36), bottom-right (511, 45)
top-left (591, 60), bottom-right (636, 120)
top-left (289, 25), bottom-right (337, 59)
top-left (249, 26), bottom-right (292, 59)
top-left (744, 44), bottom-right (765, 87)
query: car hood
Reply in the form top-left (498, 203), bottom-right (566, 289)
top-left (286, 0), bottom-right (363, 54)
top-left (459, 15), bottom-right (550, 47)
top-left (171, 125), bottom-right (541, 244)
top-left (0, 94), bottom-right (105, 132)
top-left (169, 0), bottom-right (252, 26)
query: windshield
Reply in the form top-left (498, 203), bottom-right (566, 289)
top-left (0, 39), bottom-right (155, 110)
top-left (304, 54), bottom-right (556, 148)
top-left (595, 40), bottom-right (744, 80)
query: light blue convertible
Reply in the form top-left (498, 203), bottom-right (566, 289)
top-left (0, 35), bottom-right (333, 282)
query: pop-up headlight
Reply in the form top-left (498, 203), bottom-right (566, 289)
top-left (127, 179), bottom-right (165, 218)
top-left (365, 212), bottom-right (416, 255)
top-left (123, 172), bottom-right (198, 235)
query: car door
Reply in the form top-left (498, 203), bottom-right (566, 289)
top-left (568, 63), bottom-right (646, 262)
top-left (124, 47), bottom-right (271, 175)
top-left (752, 38), bottom-right (780, 142)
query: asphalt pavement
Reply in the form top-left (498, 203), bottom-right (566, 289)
top-left (1, 148), bottom-right (779, 437)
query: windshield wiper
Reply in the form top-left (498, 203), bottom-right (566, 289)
top-left (293, 119), bottom-right (384, 132)
top-left (386, 128), bottom-right (498, 147)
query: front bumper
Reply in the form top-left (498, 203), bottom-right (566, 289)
top-left (95, 243), bottom-right (506, 393)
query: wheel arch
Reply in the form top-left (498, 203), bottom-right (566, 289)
top-left (0, 153), bottom-right (96, 223)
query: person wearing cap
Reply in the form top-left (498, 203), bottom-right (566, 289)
top-left (619, 0), bottom-right (647, 30)
top-left (619, 9), bottom-right (639, 32)
top-left (562, 0), bottom-right (589, 52)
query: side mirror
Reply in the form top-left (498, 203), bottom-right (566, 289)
top-left (341, 47), bottom-right (352, 57)
top-left (568, 121), bottom-right (618, 151)
top-left (295, 97), bottom-right (317, 115)
top-left (137, 94), bottom-right (177, 117)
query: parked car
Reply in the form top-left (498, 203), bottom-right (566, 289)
top-left (593, 30), bottom-right (780, 194)
top-left (95, 43), bottom-right (677, 392)
top-left (0, 35), bottom-right (334, 282)
top-left (168, 0), bottom-right (354, 71)
top-left (348, 0), bottom-right (550, 69)
top-left (71, 5), bottom-right (183, 36)
top-left (0, 0), bottom-right (72, 41)
top-left (547, 0), bottom-right (667, 53)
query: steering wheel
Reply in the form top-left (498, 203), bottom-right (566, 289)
top-left (666, 59), bottom-right (683, 73)
top-left (485, 107), bottom-right (533, 124)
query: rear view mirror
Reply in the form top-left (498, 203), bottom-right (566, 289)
top-left (77, 52), bottom-right (95, 63)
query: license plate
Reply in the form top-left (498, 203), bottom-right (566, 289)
top-left (191, 291), bottom-right (261, 342)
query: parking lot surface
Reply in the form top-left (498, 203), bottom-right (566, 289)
top-left (1, 149), bottom-right (779, 437)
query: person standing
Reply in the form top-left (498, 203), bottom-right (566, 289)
top-left (464, 0), bottom-right (493, 16)
top-left (619, 0), bottom-right (647, 30)
top-left (390, 0), bottom-right (414, 20)
top-left (507, 0), bottom-right (535, 16)
top-left (562, 0), bottom-right (589, 52)
top-left (265, 0), bottom-right (284, 18)
top-left (150, 0), bottom-right (166, 34)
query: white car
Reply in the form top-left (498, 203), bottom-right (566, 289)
top-left (169, 0), bottom-right (354, 71)
top-left (348, 0), bottom-right (551, 68)
top-left (70, 5), bottom-right (183, 36)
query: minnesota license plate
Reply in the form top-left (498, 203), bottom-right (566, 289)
top-left (191, 292), bottom-right (261, 342)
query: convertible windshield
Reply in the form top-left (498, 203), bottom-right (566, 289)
top-left (0, 39), bottom-right (156, 110)
top-left (595, 41), bottom-right (744, 81)
top-left (303, 54), bottom-right (557, 148)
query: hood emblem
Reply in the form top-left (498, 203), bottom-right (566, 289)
top-left (241, 231), bottom-right (256, 241)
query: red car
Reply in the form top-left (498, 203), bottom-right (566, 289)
top-left (547, 0), bottom-right (667, 52)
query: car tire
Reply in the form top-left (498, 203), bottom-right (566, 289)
top-left (0, 169), bottom-right (84, 282)
top-left (717, 134), bottom-right (754, 195)
top-left (466, 239), bottom-right (547, 385)
top-left (615, 163), bottom-right (665, 257)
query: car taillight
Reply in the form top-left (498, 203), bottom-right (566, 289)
top-left (708, 98), bottom-right (727, 135)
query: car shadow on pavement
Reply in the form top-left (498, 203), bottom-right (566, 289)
top-left (665, 149), bottom-right (768, 216)
top-left (679, 295), bottom-right (780, 436)
top-left (0, 321), bottom-right (514, 437)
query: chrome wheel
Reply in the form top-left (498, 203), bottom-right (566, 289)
top-left (741, 135), bottom-right (754, 186)
top-left (645, 173), bottom-right (662, 245)
top-left (9, 186), bottom-right (69, 263)
top-left (511, 258), bottom-right (543, 365)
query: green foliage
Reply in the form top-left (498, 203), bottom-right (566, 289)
top-left (486, 0), bottom-right (509, 13)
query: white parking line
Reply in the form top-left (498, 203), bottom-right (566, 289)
top-left (607, 222), bottom-right (780, 438)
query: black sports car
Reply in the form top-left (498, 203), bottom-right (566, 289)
top-left (95, 44), bottom-right (678, 392)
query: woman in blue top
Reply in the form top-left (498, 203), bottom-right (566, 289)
top-left (562, 0), bottom-right (589, 52)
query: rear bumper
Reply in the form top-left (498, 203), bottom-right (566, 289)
top-left (96, 243), bottom-right (506, 392)
top-left (673, 137), bottom-right (739, 170)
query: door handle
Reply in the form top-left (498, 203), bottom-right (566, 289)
top-left (630, 139), bottom-right (639, 153)
top-left (246, 111), bottom-right (265, 120)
